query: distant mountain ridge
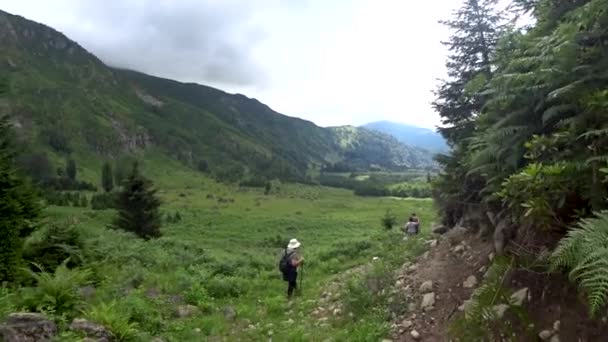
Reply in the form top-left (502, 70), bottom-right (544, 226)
top-left (0, 10), bottom-right (437, 183)
top-left (362, 121), bottom-right (448, 152)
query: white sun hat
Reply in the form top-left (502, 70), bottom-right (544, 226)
top-left (287, 238), bottom-right (301, 249)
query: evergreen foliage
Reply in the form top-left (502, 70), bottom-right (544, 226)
top-left (102, 161), bottom-right (114, 192)
top-left (66, 158), bottom-right (77, 181)
top-left (0, 114), bottom-right (40, 282)
top-left (112, 163), bottom-right (162, 239)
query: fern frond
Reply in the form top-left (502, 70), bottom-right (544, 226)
top-left (550, 211), bottom-right (608, 316)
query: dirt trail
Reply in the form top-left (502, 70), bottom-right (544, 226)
top-left (390, 229), bottom-right (493, 341)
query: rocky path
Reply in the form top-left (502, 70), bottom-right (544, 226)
top-left (389, 228), bottom-right (494, 341)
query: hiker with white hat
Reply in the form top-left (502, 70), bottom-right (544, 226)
top-left (278, 238), bottom-right (305, 299)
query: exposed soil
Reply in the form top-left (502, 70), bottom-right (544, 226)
top-left (390, 229), bottom-right (493, 342)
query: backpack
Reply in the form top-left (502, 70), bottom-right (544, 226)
top-left (279, 249), bottom-right (294, 276)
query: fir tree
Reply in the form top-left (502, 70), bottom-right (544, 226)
top-left (0, 115), bottom-right (40, 282)
top-left (112, 163), bottom-right (161, 240)
top-left (66, 158), bottom-right (77, 181)
top-left (102, 161), bottom-right (114, 192)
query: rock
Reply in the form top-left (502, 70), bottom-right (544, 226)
top-left (0, 313), bottom-right (58, 342)
top-left (402, 320), bottom-right (413, 329)
top-left (493, 304), bottom-right (509, 319)
top-left (151, 337), bottom-right (166, 342)
top-left (69, 319), bottom-right (113, 342)
top-left (478, 266), bottom-right (487, 273)
top-left (488, 252), bottom-right (495, 261)
top-left (510, 287), bottom-right (529, 306)
top-left (553, 320), bottom-right (560, 332)
top-left (458, 300), bottom-right (472, 312)
top-left (463, 275), bottom-right (478, 288)
top-left (175, 305), bottom-right (201, 318)
top-left (79, 286), bottom-right (96, 300)
top-left (432, 225), bottom-right (448, 235)
top-left (422, 251), bottom-right (430, 259)
top-left (381, 339), bottom-right (393, 342)
top-left (223, 306), bottom-right (237, 321)
top-left (267, 330), bottom-right (274, 336)
top-left (410, 329), bottom-right (421, 340)
top-left (372, 256), bottom-right (380, 261)
top-left (419, 281), bottom-right (433, 293)
top-left (539, 330), bottom-right (553, 340)
top-left (407, 303), bottom-right (417, 312)
top-left (332, 308), bottom-right (342, 316)
top-left (421, 292), bottom-right (436, 309)
top-left (550, 335), bottom-right (560, 342)
top-left (453, 245), bottom-right (465, 253)
top-left (408, 264), bottom-right (418, 272)
top-left (145, 287), bottom-right (161, 299)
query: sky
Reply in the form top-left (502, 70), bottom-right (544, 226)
top-left (0, 0), bottom-right (466, 129)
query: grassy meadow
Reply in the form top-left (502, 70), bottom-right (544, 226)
top-left (7, 163), bottom-right (436, 341)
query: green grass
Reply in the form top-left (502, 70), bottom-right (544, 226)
top-left (30, 169), bottom-right (435, 341)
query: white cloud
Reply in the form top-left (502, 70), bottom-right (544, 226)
top-left (0, 0), bottom-right (461, 129)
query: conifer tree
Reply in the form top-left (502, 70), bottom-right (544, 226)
top-left (102, 161), bottom-right (114, 192)
top-left (0, 115), bottom-right (40, 282)
top-left (66, 158), bottom-right (77, 181)
top-left (112, 162), bottom-right (161, 239)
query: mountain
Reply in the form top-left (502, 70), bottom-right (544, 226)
top-left (362, 121), bottom-right (448, 153)
top-left (0, 10), bottom-right (436, 183)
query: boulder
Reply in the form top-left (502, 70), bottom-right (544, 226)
top-left (223, 306), bottom-right (237, 321)
top-left (419, 281), bottom-right (433, 293)
top-left (0, 313), bottom-right (57, 342)
top-left (175, 305), bottom-right (201, 318)
top-left (401, 320), bottom-right (413, 329)
top-left (463, 275), bottom-right (478, 288)
top-left (69, 318), bottom-right (113, 342)
top-left (421, 292), bottom-right (436, 309)
top-left (539, 330), bottom-right (553, 340)
top-left (550, 335), bottom-right (560, 342)
top-left (410, 329), bottom-right (421, 340)
top-left (510, 288), bottom-right (529, 306)
top-left (453, 245), bottom-right (465, 253)
top-left (432, 225), bottom-right (448, 235)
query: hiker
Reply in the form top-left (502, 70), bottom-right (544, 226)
top-left (279, 238), bottom-right (305, 299)
top-left (406, 213), bottom-right (420, 235)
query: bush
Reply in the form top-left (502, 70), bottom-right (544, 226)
top-left (85, 301), bottom-right (139, 341)
top-left (381, 209), bottom-right (397, 230)
top-left (0, 287), bottom-right (15, 320)
top-left (184, 283), bottom-right (213, 313)
top-left (19, 262), bottom-right (91, 315)
top-left (91, 192), bottom-right (117, 210)
top-left (23, 222), bottom-right (85, 271)
top-left (205, 276), bottom-right (248, 299)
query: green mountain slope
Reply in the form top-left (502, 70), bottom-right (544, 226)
top-left (0, 10), bottom-right (435, 182)
top-left (362, 121), bottom-right (448, 152)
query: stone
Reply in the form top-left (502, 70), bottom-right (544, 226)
top-left (407, 303), bottom-right (417, 312)
top-left (402, 320), bottom-right (413, 329)
top-left (408, 264), bottom-right (418, 272)
top-left (69, 318), bottom-right (113, 342)
top-left (419, 281), bottom-right (433, 293)
top-left (510, 288), bottom-right (529, 306)
top-left (175, 305), bottom-right (201, 318)
top-left (410, 329), bottom-right (421, 340)
top-left (151, 337), bottom-right (166, 342)
top-left (432, 225), bottom-right (448, 235)
top-left (550, 335), bottom-right (560, 342)
top-left (488, 252), bottom-right (495, 261)
top-left (421, 292), bottom-right (436, 309)
top-left (381, 339), bottom-right (393, 342)
top-left (478, 266), bottom-right (487, 273)
top-left (463, 275), bottom-right (478, 288)
top-left (332, 308), bottom-right (342, 316)
top-left (539, 330), bottom-right (553, 340)
top-left (0, 313), bottom-right (58, 342)
top-left (423, 251), bottom-right (430, 259)
top-left (458, 300), bottom-right (472, 312)
top-left (553, 320), bottom-right (560, 332)
top-left (453, 245), bottom-right (465, 253)
top-left (194, 328), bottom-right (202, 333)
top-left (493, 304), bottom-right (509, 319)
top-left (223, 306), bottom-right (237, 321)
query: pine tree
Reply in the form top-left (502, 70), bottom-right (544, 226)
top-left (0, 115), bottom-right (40, 282)
top-left (433, 0), bottom-right (504, 144)
top-left (112, 163), bottom-right (161, 239)
top-left (66, 158), bottom-right (77, 181)
top-left (102, 161), bottom-right (114, 192)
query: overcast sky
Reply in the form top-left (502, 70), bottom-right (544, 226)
top-left (0, 0), bottom-right (466, 129)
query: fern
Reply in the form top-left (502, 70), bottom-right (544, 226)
top-left (85, 301), bottom-right (139, 341)
top-left (551, 211), bottom-right (608, 315)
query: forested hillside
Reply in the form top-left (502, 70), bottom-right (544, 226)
top-left (0, 9), bottom-right (435, 185)
top-left (363, 121), bottom-right (448, 152)
top-left (433, 0), bottom-right (608, 335)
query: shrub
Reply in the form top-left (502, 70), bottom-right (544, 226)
top-left (381, 209), bottom-right (397, 230)
top-left (551, 211), bottom-right (608, 315)
top-left (85, 301), bottom-right (139, 341)
top-left (19, 262), bottom-right (91, 315)
top-left (206, 276), bottom-right (247, 299)
top-left (23, 222), bottom-right (85, 271)
top-left (0, 287), bottom-right (15, 320)
top-left (184, 283), bottom-right (213, 313)
top-left (91, 192), bottom-right (117, 210)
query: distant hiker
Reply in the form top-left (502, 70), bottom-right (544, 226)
top-left (279, 238), bottom-right (304, 299)
top-left (405, 213), bottom-right (420, 235)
